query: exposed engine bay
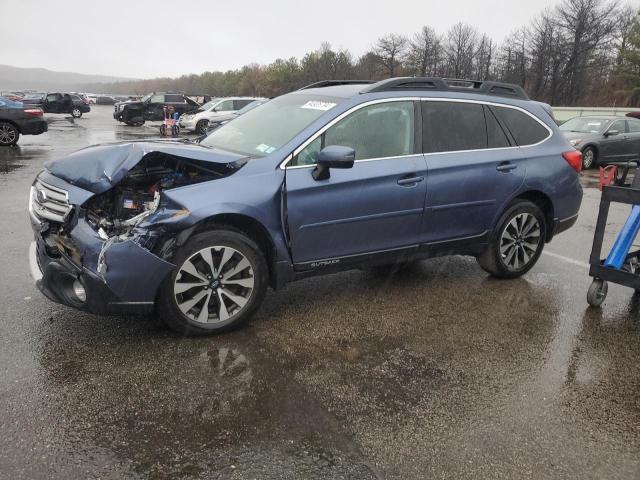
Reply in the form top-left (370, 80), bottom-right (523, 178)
top-left (84, 152), bottom-right (238, 237)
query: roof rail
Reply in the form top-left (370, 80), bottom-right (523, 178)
top-left (299, 80), bottom-right (375, 90)
top-left (361, 77), bottom-right (529, 100)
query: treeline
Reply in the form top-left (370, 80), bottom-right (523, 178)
top-left (86, 0), bottom-right (640, 107)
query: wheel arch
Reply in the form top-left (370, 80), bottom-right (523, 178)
top-left (513, 190), bottom-right (555, 242)
top-left (0, 119), bottom-right (21, 133)
top-left (188, 213), bottom-right (278, 288)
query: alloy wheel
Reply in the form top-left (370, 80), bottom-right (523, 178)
top-left (173, 246), bottom-right (255, 324)
top-left (583, 148), bottom-right (594, 169)
top-left (72, 108), bottom-right (81, 117)
top-left (0, 123), bottom-right (17, 145)
top-left (499, 213), bottom-right (541, 271)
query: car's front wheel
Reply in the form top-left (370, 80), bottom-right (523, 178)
top-left (582, 146), bottom-right (597, 170)
top-left (158, 229), bottom-right (268, 335)
top-left (0, 122), bottom-right (19, 146)
top-left (477, 200), bottom-right (546, 279)
top-left (71, 107), bottom-right (82, 118)
top-left (196, 119), bottom-right (209, 135)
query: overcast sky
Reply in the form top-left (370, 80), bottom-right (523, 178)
top-left (2, 0), bottom-right (637, 79)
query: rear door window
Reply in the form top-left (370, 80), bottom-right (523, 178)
top-left (149, 94), bottom-right (165, 103)
top-left (422, 101), bottom-right (487, 153)
top-left (628, 119), bottom-right (640, 133)
top-left (234, 99), bottom-right (253, 109)
top-left (166, 94), bottom-right (185, 103)
top-left (484, 106), bottom-right (511, 148)
top-left (491, 106), bottom-right (550, 146)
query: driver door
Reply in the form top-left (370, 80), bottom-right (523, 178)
top-left (285, 100), bottom-right (427, 266)
top-left (145, 94), bottom-right (165, 121)
top-left (44, 93), bottom-right (60, 113)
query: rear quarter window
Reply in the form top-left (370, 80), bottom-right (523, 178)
top-left (491, 106), bottom-right (550, 146)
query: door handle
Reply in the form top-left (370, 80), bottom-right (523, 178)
top-left (397, 176), bottom-right (424, 186)
top-left (496, 162), bottom-right (517, 173)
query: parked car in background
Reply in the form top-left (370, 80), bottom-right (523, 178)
top-left (179, 97), bottom-right (263, 134)
top-left (205, 99), bottom-right (269, 134)
top-left (22, 92), bottom-right (90, 118)
top-left (559, 115), bottom-right (640, 169)
top-left (95, 95), bottom-right (116, 105)
top-left (1, 92), bottom-right (23, 102)
top-left (0, 97), bottom-right (47, 146)
top-left (113, 92), bottom-right (200, 126)
top-left (29, 77), bottom-right (582, 335)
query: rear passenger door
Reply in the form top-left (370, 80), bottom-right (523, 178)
top-left (420, 101), bottom-right (532, 245)
top-left (627, 118), bottom-right (640, 159)
top-left (600, 119), bottom-right (630, 161)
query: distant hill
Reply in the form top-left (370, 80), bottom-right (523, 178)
top-left (0, 65), bottom-right (137, 92)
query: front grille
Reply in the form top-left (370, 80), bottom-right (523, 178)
top-left (30, 180), bottom-right (72, 223)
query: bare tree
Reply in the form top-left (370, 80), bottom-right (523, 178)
top-left (405, 26), bottom-right (442, 76)
top-left (443, 23), bottom-right (478, 78)
top-left (374, 34), bottom-right (408, 77)
top-left (554, 0), bottom-right (620, 105)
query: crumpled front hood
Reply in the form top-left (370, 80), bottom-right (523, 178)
top-left (44, 141), bottom-right (247, 194)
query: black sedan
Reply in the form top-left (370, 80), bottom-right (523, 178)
top-left (0, 98), bottom-right (48, 146)
top-left (560, 116), bottom-right (640, 169)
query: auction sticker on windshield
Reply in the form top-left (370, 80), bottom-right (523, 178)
top-left (301, 101), bottom-right (336, 111)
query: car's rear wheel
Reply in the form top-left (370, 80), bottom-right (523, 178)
top-left (158, 229), bottom-right (268, 335)
top-left (0, 122), bottom-right (19, 146)
top-left (582, 146), bottom-right (597, 170)
top-left (477, 200), bottom-right (546, 279)
top-left (71, 107), bottom-right (82, 118)
top-left (196, 119), bottom-right (209, 135)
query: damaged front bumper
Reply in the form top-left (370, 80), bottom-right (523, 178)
top-left (29, 207), bottom-right (175, 315)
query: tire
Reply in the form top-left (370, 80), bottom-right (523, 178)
top-left (157, 229), bottom-right (268, 335)
top-left (196, 119), bottom-right (209, 135)
top-left (477, 200), bottom-right (546, 279)
top-left (159, 125), bottom-right (167, 136)
top-left (587, 278), bottom-right (608, 307)
top-left (0, 122), bottom-right (19, 146)
top-left (582, 146), bottom-right (597, 170)
top-left (171, 125), bottom-right (179, 137)
top-left (71, 107), bottom-right (82, 118)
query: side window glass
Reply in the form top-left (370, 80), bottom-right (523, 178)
top-left (422, 101), bottom-right (487, 153)
top-left (150, 94), bottom-right (164, 103)
top-left (296, 136), bottom-right (322, 166)
top-left (492, 106), bottom-right (549, 146)
top-left (325, 101), bottom-right (415, 161)
top-left (628, 120), bottom-right (640, 133)
top-left (608, 120), bottom-right (626, 134)
top-left (46, 94), bottom-right (58, 102)
top-left (216, 100), bottom-right (234, 111)
top-left (166, 94), bottom-right (184, 103)
top-left (292, 101), bottom-right (415, 166)
top-left (234, 100), bottom-right (251, 109)
top-left (484, 106), bottom-right (511, 148)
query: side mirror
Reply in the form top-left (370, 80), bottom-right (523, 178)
top-left (605, 129), bottom-right (620, 137)
top-left (312, 145), bottom-right (355, 181)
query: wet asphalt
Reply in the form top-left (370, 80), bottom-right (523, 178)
top-left (1, 106), bottom-right (639, 479)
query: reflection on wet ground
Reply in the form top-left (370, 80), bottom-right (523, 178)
top-left (1, 106), bottom-right (640, 479)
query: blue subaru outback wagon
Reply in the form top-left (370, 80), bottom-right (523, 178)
top-left (29, 78), bottom-right (583, 335)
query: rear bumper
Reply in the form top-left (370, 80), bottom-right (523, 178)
top-left (19, 118), bottom-right (48, 135)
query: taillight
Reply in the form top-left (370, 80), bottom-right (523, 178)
top-left (562, 150), bottom-right (582, 173)
top-left (23, 108), bottom-right (43, 117)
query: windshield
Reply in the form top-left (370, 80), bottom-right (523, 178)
top-left (200, 94), bottom-right (341, 156)
top-left (560, 117), bottom-right (609, 134)
top-left (201, 99), bottom-right (221, 111)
